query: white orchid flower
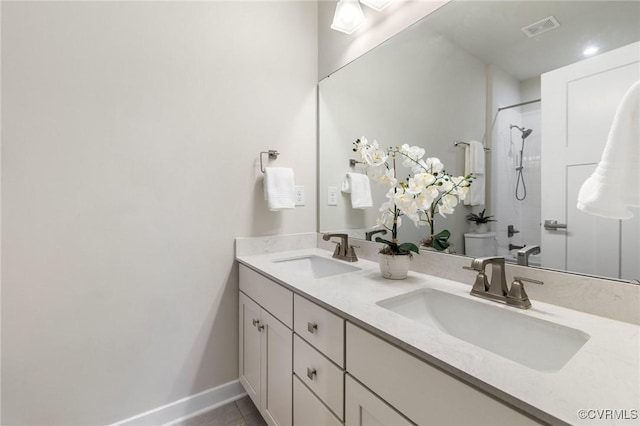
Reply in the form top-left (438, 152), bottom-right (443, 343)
top-left (415, 191), bottom-right (435, 210)
top-left (437, 194), bottom-right (459, 217)
top-left (414, 172), bottom-right (436, 187)
top-left (377, 209), bottom-right (399, 229)
top-left (364, 148), bottom-right (388, 166)
top-left (379, 168), bottom-right (397, 187)
top-left (458, 187), bottom-right (469, 200)
top-left (424, 185), bottom-right (440, 201)
top-left (424, 157), bottom-right (444, 174)
top-left (451, 176), bottom-right (470, 200)
top-left (405, 177), bottom-right (424, 195)
top-left (438, 179), bottom-right (454, 193)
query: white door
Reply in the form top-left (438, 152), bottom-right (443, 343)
top-left (541, 42), bottom-right (640, 279)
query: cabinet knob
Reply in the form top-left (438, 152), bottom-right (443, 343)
top-left (307, 322), bottom-right (318, 334)
top-left (252, 319), bottom-right (264, 331)
top-left (306, 367), bottom-right (317, 380)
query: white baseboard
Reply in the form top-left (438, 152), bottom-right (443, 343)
top-left (111, 380), bottom-right (247, 426)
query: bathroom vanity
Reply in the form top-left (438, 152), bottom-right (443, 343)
top-left (236, 235), bottom-right (639, 426)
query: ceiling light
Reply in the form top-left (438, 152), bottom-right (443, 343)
top-left (331, 0), bottom-right (365, 35)
top-left (360, 0), bottom-right (393, 12)
top-left (583, 46), bottom-right (599, 57)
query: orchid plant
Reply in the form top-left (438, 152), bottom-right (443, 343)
top-left (353, 137), bottom-right (473, 253)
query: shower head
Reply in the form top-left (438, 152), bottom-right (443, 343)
top-left (510, 125), bottom-right (533, 140)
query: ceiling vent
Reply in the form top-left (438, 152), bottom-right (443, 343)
top-left (521, 16), bottom-right (561, 38)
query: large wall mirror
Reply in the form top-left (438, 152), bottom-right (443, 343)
top-left (319, 0), bottom-right (640, 282)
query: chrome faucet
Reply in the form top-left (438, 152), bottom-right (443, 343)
top-left (322, 233), bottom-right (358, 262)
top-left (517, 245), bottom-right (541, 266)
top-left (365, 229), bottom-right (387, 241)
top-left (463, 256), bottom-right (543, 309)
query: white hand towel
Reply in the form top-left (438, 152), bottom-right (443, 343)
top-left (577, 80), bottom-right (640, 219)
top-left (263, 167), bottom-right (295, 211)
top-left (341, 172), bottom-right (373, 209)
top-left (464, 140), bottom-right (485, 206)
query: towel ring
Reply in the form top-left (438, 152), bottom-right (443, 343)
top-left (260, 150), bottom-right (280, 173)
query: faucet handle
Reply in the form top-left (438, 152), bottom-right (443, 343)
top-left (463, 264), bottom-right (489, 293)
top-left (346, 245), bottom-right (359, 262)
top-left (463, 265), bottom-right (482, 272)
top-left (507, 276), bottom-right (543, 309)
top-left (513, 276), bottom-right (544, 286)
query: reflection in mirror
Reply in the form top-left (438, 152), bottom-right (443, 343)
top-left (318, 1), bottom-right (640, 282)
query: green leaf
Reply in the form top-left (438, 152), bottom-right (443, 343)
top-left (398, 242), bottom-right (420, 254)
top-left (434, 229), bottom-right (451, 239)
top-left (432, 229), bottom-right (451, 252)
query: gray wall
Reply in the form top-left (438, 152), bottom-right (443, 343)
top-left (1, 2), bottom-right (317, 424)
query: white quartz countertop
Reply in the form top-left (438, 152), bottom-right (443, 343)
top-left (236, 248), bottom-right (640, 426)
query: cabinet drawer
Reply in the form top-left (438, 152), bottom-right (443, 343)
top-left (294, 335), bottom-right (344, 420)
top-left (346, 323), bottom-right (539, 426)
top-left (294, 375), bottom-right (342, 426)
top-left (240, 264), bottom-right (293, 328)
top-left (294, 294), bottom-right (344, 367)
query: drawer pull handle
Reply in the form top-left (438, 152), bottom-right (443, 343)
top-left (306, 367), bottom-right (317, 380)
top-left (307, 322), bottom-right (318, 334)
top-left (252, 319), bottom-right (264, 331)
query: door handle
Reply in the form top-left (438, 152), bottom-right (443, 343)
top-left (544, 220), bottom-right (567, 230)
top-left (307, 322), bottom-right (318, 334)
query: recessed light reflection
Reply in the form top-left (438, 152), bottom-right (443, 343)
top-left (583, 46), bottom-right (599, 57)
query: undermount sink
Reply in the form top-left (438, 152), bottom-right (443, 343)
top-left (273, 255), bottom-right (360, 279)
top-left (377, 288), bottom-right (590, 372)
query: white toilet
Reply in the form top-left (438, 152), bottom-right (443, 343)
top-left (464, 232), bottom-right (497, 257)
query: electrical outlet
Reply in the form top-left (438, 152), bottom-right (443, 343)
top-left (295, 185), bottom-right (305, 206)
top-left (328, 186), bottom-right (338, 206)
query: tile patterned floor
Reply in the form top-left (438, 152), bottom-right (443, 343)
top-left (174, 396), bottom-right (266, 426)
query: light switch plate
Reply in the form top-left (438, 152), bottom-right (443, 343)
top-left (328, 186), bottom-right (338, 206)
top-left (295, 185), bottom-right (305, 206)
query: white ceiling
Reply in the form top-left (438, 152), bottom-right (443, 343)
top-left (405, 0), bottom-right (640, 81)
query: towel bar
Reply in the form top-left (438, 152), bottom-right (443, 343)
top-left (454, 141), bottom-right (490, 152)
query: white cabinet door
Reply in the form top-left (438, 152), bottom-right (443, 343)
top-left (239, 290), bottom-right (293, 426)
top-left (345, 375), bottom-right (414, 426)
top-left (262, 310), bottom-right (293, 426)
top-left (239, 292), bottom-right (262, 408)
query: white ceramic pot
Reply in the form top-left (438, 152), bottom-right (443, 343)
top-left (378, 253), bottom-right (411, 280)
top-left (475, 223), bottom-right (488, 233)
